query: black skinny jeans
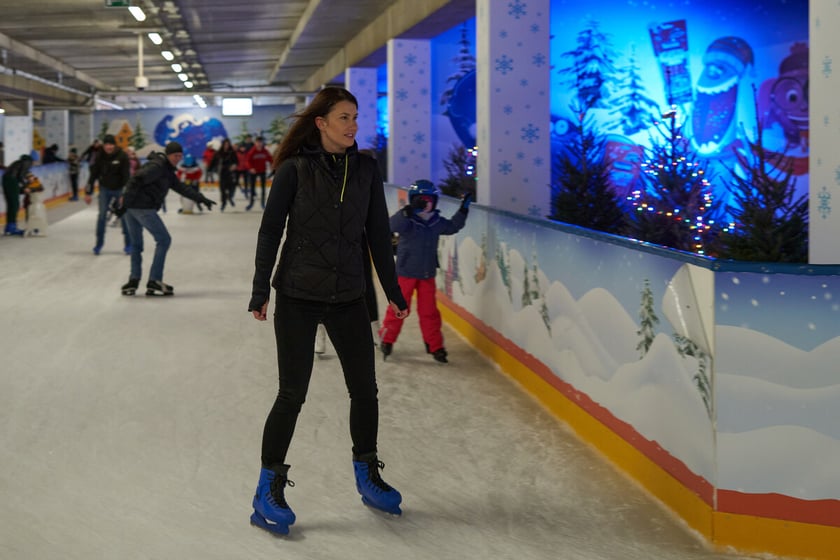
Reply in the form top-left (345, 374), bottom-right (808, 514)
top-left (261, 292), bottom-right (379, 467)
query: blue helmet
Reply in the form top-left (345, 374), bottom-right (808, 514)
top-left (183, 153), bottom-right (195, 167)
top-left (408, 179), bottom-right (440, 204)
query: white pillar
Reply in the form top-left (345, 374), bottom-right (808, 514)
top-left (345, 67), bottom-right (378, 151)
top-left (476, 0), bottom-right (550, 217)
top-left (387, 38), bottom-right (432, 187)
top-left (3, 115), bottom-right (33, 166)
top-left (71, 112), bottom-right (94, 152)
top-left (809, 0), bottom-right (839, 263)
top-left (43, 110), bottom-right (69, 158)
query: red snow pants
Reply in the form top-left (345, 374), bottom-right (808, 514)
top-left (380, 276), bottom-right (444, 352)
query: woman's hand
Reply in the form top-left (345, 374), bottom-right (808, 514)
top-left (252, 301), bottom-right (268, 321)
top-left (389, 301), bottom-right (410, 320)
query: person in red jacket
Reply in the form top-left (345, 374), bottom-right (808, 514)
top-left (245, 136), bottom-right (272, 210)
top-left (202, 142), bottom-right (217, 185)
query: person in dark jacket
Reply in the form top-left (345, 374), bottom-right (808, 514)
top-left (119, 141), bottom-right (215, 297)
top-left (379, 180), bottom-right (470, 364)
top-left (247, 87), bottom-right (409, 536)
top-left (84, 134), bottom-right (131, 254)
top-left (2, 154), bottom-right (33, 236)
top-left (209, 138), bottom-right (239, 211)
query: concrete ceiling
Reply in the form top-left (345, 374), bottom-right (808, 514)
top-left (0, 0), bottom-right (474, 114)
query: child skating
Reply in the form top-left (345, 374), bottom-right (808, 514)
top-left (380, 180), bottom-right (471, 363)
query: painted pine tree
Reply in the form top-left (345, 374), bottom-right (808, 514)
top-left (559, 20), bottom-right (618, 110)
top-left (608, 45), bottom-right (659, 136)
top-left (440, 22), bottom-right (476, 115)
top-left (130, 118), bottom-right (148, 150)
top-left (496, 242), bottom-right (512, 302)
top-left (636, 278), bottom-right (658, 357)
top-left (673, 334), bottom-right (712, 417)
top-left (529, 246), bottom-right (551, 334)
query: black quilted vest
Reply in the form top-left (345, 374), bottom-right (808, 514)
top-left (271, 148), bottom-right (376, 303)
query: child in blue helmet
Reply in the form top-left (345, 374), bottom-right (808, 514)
top-left (379, 179), bottom-right (471, 363)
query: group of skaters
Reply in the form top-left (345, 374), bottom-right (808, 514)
top-left (203, 134), bottom-right (273, 212)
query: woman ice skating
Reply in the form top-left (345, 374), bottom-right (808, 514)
top-left (247, 86), bottom-right (409, 535)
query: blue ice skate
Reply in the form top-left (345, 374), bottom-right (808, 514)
top-left (353, 452), bottom-right (402, 515)
top-left (250, 465), bottom-right (296, 535)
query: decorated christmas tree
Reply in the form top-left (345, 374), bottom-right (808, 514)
top-left (624, 109), bottom-right (719, 255)
top-left (714, 87), bottom-right (808, 262)
top-left (130, 118), bottom-right (148, 150)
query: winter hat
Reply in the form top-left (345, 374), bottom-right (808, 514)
top-left (103, 134), bottom-right (116, 145)
top-left (165, 141), bottom-right (184, 155)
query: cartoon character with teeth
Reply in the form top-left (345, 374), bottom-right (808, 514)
top-left (755, 42), bottom-right (809, 176)
top-left (689, 36), bottom-right (755, 158)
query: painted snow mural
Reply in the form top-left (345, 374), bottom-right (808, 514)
top-left (420, 193), bottom-right (840, 517)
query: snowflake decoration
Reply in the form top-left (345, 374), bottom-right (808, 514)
top-left (823, 55), bottom-right (833, 78)
top-left (520, 79), bottom-right (529, 87)
top-left (358, 78), bottom-right (368, 87)
top-left (528, 205), bottom-right (542, 217)
top-left (499, 161), bottom-right (513, 175)
top-left (508, 0), bottom-right (527, 19)
top-left (834, 165), bottom-right (840, 186)
top-left (419, 87), bottom-right (429, 97)
top-left (413, 132), bottom-right (426, 144)
top-left (503, 105), bottom-right (513, 115)
top-left (396, 89), bottom-right (409, 101)
top-left (532, 53), bottom-right (547, 67)
top-left (499, 30), bottom-right (508, 39)
top-left (824, 115), bottom-right (830, 126)
top-left (819, 185), bottom-right (832, 219)
top-left (404, 54), bottom-right (418, 66)
top-left (516, 152), bottom-right (525, 160)
top-left (495, 55), bottom-right (514, 75)
top-left (530, 23), bottom-right (540, 33)
top-left (520, 123), bottom-right (540, 143)
top-left (533, 156), bottom-right (544, 167)
top-left (399, 155), bottom-right (409, 164)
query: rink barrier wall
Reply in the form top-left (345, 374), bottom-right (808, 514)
top-left (437, 297), bottom-right (840, 560)
top-left (387, 184), bottom-right (840, 560)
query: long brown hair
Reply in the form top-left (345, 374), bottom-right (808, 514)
top-left (272, 87), bottom-right (358, 169)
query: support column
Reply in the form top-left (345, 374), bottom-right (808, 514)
top-left (809, 1), bottom-right (839, 263)
top-left (387, 38), bottom-right (432, 187)
top-left (476, 0), bottom-right (550, 217)
top-left (345, 67), bottom-right (378, 151)
top-left (44, 110), bottom-right (69, 159)
top-left (71, 112), bottom-right (93, 152)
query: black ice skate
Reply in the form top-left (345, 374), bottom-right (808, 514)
top-left (431, 348), bottom-right (448, 363)
top-left (146, 280), bottom-right (174, 296)
top-left (121, 278), bottom-right (140, 296)
top-left (380, 342), bottom-right (393, 361)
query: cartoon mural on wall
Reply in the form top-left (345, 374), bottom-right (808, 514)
top-left (153, 114), bottom-right (228, 160)
top-left (549, 0), bottom-right (809, 219)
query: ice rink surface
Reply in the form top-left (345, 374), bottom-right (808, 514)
top-left (0, 192), bottom-right (764, 559)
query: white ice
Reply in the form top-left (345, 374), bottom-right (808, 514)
top-left (0, 193), bottom-right (761, 559)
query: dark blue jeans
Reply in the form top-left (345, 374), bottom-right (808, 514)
top-left (261, 293), bottom-right (378, 467)
top-left (96, 189), bottom-right (129, 249)
top-left (124, 208), bottom-right (171, 282)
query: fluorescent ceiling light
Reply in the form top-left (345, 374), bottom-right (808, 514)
top-left (161, 50), bottom-right (174, 61)
top-left (128, 6), bottom-right (146, 22)
top-left (184, 81), bottom-right (194, 89)
top-left (177, 73), bottom-right (189, 82)
top-left (148, 32), bottom-right (163, 45)
top-left (171, 63), bottom-right (183, 72)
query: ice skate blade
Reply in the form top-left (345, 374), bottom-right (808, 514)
top-left (250, 511), bottom-right (291, 536)
top-left (361, 496), bottom-right (402, 516)
top-left (121, 289), bottom-right (136, 296)
top-left (145, 290), bottom-right (174, 297)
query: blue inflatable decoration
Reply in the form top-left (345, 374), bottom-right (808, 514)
top-left (447, 70), bottom-right (476, 148)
